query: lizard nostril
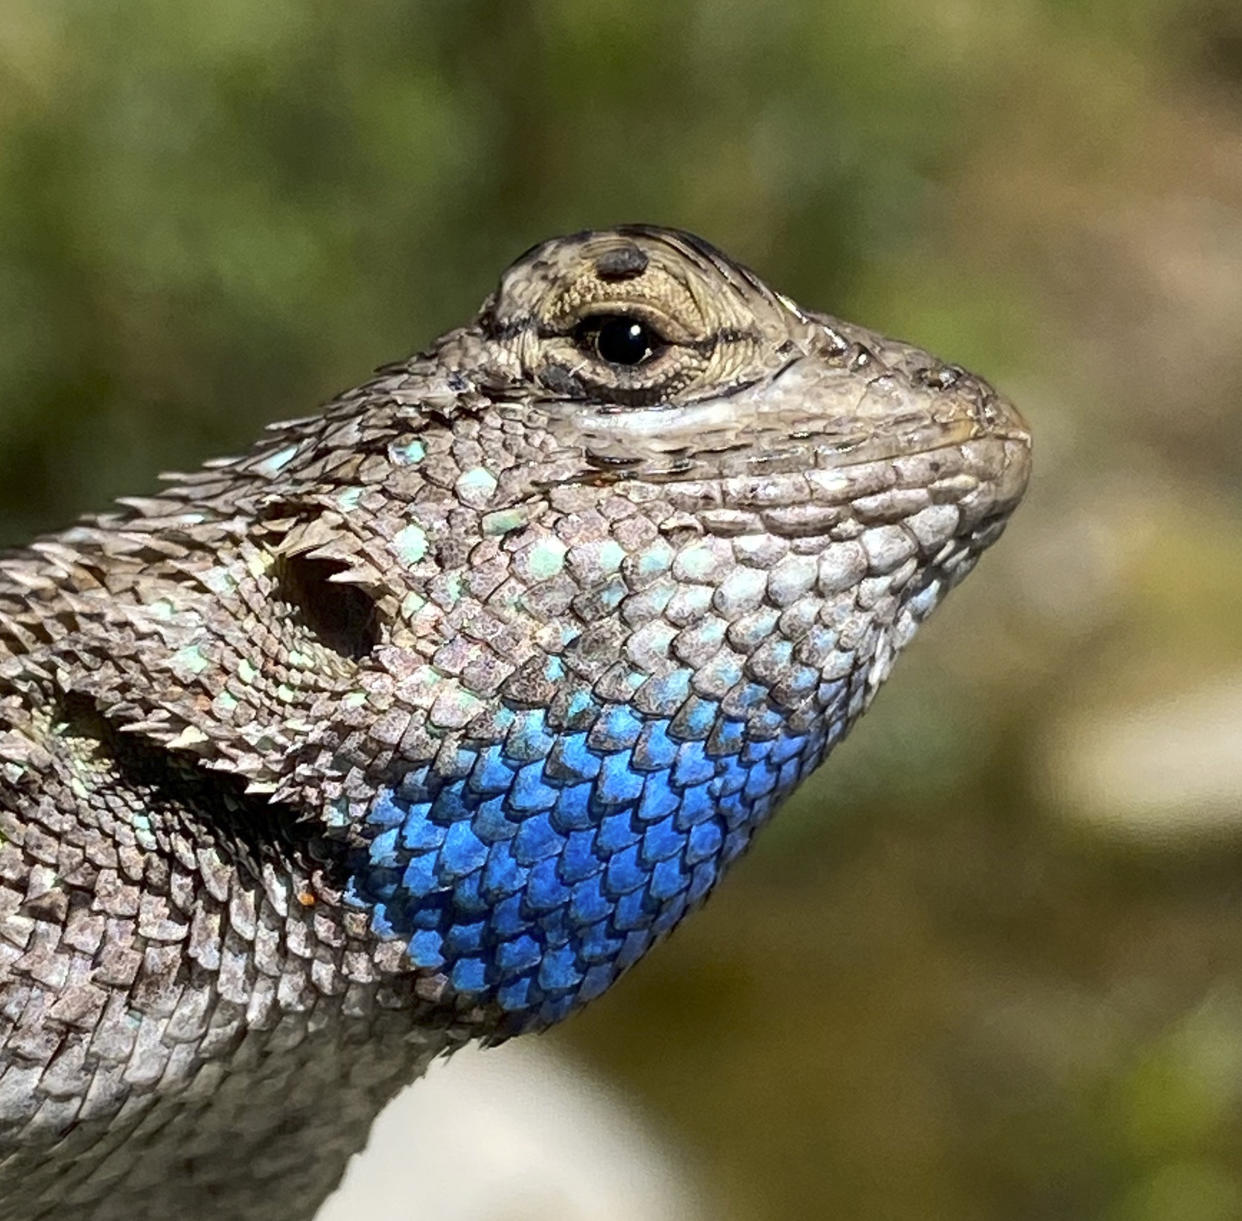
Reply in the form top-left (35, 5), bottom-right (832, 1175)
top-left (275, 556), bottom-right (380, 663)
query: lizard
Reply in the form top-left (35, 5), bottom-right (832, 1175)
top-left (0, 225), bottom-right (1031, 1220)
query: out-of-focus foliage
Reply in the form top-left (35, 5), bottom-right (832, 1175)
top-left (3, 2), bottom-right (1242, 1218)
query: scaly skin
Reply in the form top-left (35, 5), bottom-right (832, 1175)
top-left (0, 227), bottom-right (1030, 1219)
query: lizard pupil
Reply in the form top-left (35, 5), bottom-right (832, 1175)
top-left (592, 317), bottom-right (655, 366)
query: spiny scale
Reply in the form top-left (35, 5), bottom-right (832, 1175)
top-left (0, 226), bottom-right (1030, 1219)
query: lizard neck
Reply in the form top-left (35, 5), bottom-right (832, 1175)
top-left (1, 1020), bottom-right (453, 1221)
top-left (0, 661), bottom-right (465, 1219)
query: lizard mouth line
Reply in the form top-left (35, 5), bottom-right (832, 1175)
top-left (563, 425), bottom-right (1031, 488)
top-left (806, 427), bottom-right (1031, 466)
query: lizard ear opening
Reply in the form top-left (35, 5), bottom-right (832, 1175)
top-left (275, 555), bottom-right (380, 663)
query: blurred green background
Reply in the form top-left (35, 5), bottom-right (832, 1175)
top-left (3, 2), bottom-right (1242, 1218)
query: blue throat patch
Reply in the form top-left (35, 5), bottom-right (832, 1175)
top-left (344, 701), bottom-right (834, 1030)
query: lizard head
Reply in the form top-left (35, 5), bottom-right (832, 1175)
top-left (11, 227), bottom-right (1029, 1033)
top-left (315, 226), bottom-right (1031, 1029)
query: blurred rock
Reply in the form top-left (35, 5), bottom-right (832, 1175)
top-left (317, 1042), bottom-right (708, 1221)
top-left (1041, 674), bottom-right (1242, 840)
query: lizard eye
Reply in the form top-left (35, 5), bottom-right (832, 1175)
top-left (575, 315), bottom-right (665, 367)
